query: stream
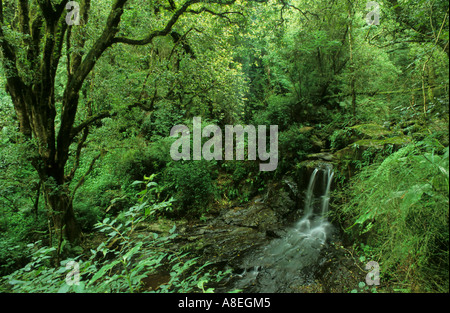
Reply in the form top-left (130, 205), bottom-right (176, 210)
top-left (220, 164), bottom-right (338, 292)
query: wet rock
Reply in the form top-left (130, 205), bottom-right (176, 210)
top-left (294, 160), bottom-right (333, 204)
top-left (265, 229), bottom-right (282, 239)
top-left (178, 207), bottom-right (277, 266)
top-left (307, 152), bottom-right (334, 161)
top-left (175, 182), bottom-right (300, 267)
top-left (263, 181), bottom-right (298, 221)
top-left (316, 242), bottom-right (367, 293)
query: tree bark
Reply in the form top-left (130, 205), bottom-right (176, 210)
top-left (44, 184), bottom-right (80, 244)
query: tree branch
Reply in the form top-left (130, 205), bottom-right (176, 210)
top-left (67, 0), bottom-right (128, 96)
top-left (112, 0), bottom-right (202, 46)
top-left (17, 0), bottom-right (31, 35)
top-left (0, 3), bottom-right (32, 137)
top-left (186, 7), bottom-right (244, 19)
top-left (36, 0), bottom-right (56, 22)
top-left (66, 126), bottom-right (89, 182)
top-left (58, 0), bottom-right (128, 168)
top-left (71, 152), bottom-right (102, 198)
top-left (70, 111), bottom-right (113, 139)
top-left (279, 0), bottom-right (310, 21)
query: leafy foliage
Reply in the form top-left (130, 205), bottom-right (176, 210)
top-left (164, 160), bottom-right (217, 215)
top-left (339, 137), bottom-right (449, 292)
top-left (0, 0), bottom-right (448, 294)
top-left (1, 194), bottom-right (230, 293)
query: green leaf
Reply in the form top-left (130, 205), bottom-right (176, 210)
top-left (88, 259), bottom-right (120, 286)
top-left (136, 189), bottom-right (147, 196)
top-left (400, 184), bottom-right (431, 211)
top-left (197, 280), bottom-right (206, 290)
top-left (123, 243), bottom-right (143, 262)
top-left (73, 282), bottom-right (85, 293)
top-left (58, 284), bottom-right (70, 293)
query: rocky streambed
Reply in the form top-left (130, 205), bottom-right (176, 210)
top-left (139, 123), bottom-right (416, 292)
top-left (171, 171), bottom-right (366, 293)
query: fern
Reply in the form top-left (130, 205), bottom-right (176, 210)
top-left (339, 137), bottom-right (449, 292)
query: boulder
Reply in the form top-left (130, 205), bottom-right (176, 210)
top-left (348, 123), bottom-right (392, 139)
top-left (307, 152), bottom-right (334, 161)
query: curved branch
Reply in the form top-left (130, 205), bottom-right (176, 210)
top-left (186, 7), bottom-right (244, 22)
top-left (71, 152), bottom-right (102, 198)
top-left (70, 111), bottom-right (113, 139)
top-left (112, 0), bottom-right (202, 46)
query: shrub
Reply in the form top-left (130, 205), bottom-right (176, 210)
top-left (277, 125), bottom-right (313, 172)
top-left (164, 160), bottom-right (217, 216)
top-left (252, 95), bottom-right (295, 131)
top-left (113, 137), bottom-right (175, 184)
top-left (330, 128), bottom-right (361, 151)
top-left (114, 148), bottom-right (157, 183)
top-left (73, 169), bottom-right (122, 231)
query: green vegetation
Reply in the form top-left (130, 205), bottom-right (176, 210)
top-left (1, 0), bottom-right (448, 293)
top-left (338, 138), bottom-right (449, 292)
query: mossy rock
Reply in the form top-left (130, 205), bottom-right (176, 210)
top-left (330, 128), bottom-right (362, 150)
top-left (331, 123), bottom-right (395, 151)
top-left (335, 135), bottom-right (411, 160)
top-left (299, 126), bottom-right (314, 133)
top-left (296, 159), bottom-right (327, 170)
top-left (352, 135), bottom-right (411, 148)
top-left (332, 135), bottom-right (411, 179)
top-left (349, 123), bottom-right (392, 139)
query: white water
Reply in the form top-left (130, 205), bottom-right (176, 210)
top-left (231, 164), bottom-right (335, 292)
top-left (294, 163), bottom-right (334, 244)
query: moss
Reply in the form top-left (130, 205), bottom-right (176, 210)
top-left (349, 123), bottom-right (392, 139)
top-left (352, 135), bottom-right (411, 148)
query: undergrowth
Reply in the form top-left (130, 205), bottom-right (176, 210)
top-left (338, 136), bottom-right (449, 292)
top-left (0, 179), bottom-right (230, 293)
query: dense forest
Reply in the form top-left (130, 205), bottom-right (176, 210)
top-left (0, 0), bottom-right (448, 294)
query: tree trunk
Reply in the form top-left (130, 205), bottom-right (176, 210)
top-left (36, 132), bottom-right (81, 243)
top-left (44, 184), bottom-right (80, 244)
top-left (9, 82), bottom-right (82, 243)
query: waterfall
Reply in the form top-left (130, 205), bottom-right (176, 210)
top-left (303, 168), bottom-right (319, 218)
top-left (321, 166), bottom-right (334, 217)
top-left (229, 164), bottom-right (335, 292)
top-left (296, 164), bottom-right (334, 234)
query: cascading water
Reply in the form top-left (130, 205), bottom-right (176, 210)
top-left (228, 164), bottom-right (335, 292)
